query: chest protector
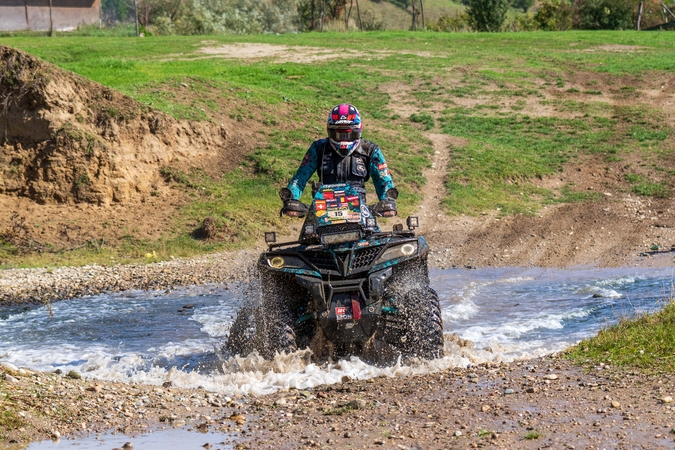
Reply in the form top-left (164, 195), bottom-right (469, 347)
top-left (317, 140), bottom-right (375, 191)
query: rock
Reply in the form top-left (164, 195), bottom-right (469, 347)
top-left (1, 362), bottom-right (18, 371)
top-left (67, 371), bottom-right (81, 380)
top-left (611, 401), bottom-right (621, 408)
top-left (347, 399), bottom-right (367, 410)
top-left (86, 384), bottom-right (102, 393)
top-left (202, 444), bottom-right (212, 450)
top-left (543, 374), bottom-right (558, 380)
top-left (504, 389), bottom-right (515, 395)
top-left (344, 432), bottom-right (352, 438)
top-left (341, 375), bottom-right (352, 383)
top-left (122, 443), bottom-right (133, 450)
top-left (4, 374), bottom-right (19, 384)
top-left (526, 387), bottom-right (539, 394)
top-left (454, 430), bottom-right (462, 437)
top-left (481, 405), bottom-right (491, 412)
top-left (51, 430), bottom-right (61, 439)
top-left (661, 396), bottom-right (673, 404)
top-left (592, 293), bottom-right (603, 298)
top-left (274, 398), bottom-right (287, 406)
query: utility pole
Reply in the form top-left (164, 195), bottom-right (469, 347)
top-left (636, 2), bottom-right (643, 30)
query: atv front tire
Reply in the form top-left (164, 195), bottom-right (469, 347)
top-left (387, 288), bottom-right (444, 360)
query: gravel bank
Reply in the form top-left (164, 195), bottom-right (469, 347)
top-left (0, 249), bottom-right (257, 305)
top-left (4, 356), bottom-right (675, 449)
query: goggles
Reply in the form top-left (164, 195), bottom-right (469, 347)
top-left (328, 127), bottom-right (361, 142)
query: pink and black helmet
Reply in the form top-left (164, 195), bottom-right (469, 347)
top-left (327, 103), bottom-right (362, 157)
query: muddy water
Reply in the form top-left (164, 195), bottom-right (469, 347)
top-left (1, 267), bottom-right (673, 397)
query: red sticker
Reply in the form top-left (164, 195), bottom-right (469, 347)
top-left (315, 200), bottom-right (326, 211)
top-left (324, 191), bottom-right (334, 200)
top-left (335, 307), bottom-right (346, 315)
top-left (377, 163), bottom-right (388, 170)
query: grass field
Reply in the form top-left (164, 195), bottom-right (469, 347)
top-left (0, 30), bottom-right (674, 266)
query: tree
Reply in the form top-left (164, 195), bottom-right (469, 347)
top-left (573, 0), bottom-right (635, 30)
top-left (534, 0), bottom-right (572, 30)
top-left (465, 0), bottom-right (509, 31)
top-left (510, 0), bottom-right (534, 13)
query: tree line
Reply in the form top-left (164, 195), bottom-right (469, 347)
top-left (98, 0), bottom-right (674, 35)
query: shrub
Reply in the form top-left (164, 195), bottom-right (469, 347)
top-left (534, 0), bottom-right (573, 31)
top-left (466, 0), bottom-right (509, 31)
top-left (513, 13), bottom-right (539, 30)
top-left (573, 0), bottom-right (635, 30)
top-left (428, 12), bottom-right (471, 32)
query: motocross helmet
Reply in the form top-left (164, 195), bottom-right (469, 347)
top-left (327, 104), bottom-right (362, 157)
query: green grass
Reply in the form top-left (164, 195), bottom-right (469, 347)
top-left (565, 299), bottom-right (675, 374)
top-left (524, 431), bottom-right (543, 440)
top-left (0, 31), bottom-right (673, 265)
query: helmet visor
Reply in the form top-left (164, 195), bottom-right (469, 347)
top-left (328, 127), bottom-right (360, 142)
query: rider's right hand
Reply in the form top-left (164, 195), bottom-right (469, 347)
top-left (281, 199), bottom-right (309, 218)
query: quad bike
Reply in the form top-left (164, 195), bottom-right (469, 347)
top-left (226, 183), bottom-right (443, 363)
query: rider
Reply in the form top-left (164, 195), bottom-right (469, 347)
top-left (281, 103), bottom-right (398, 218)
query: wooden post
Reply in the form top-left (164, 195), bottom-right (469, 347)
top-left (420, 0), bottom-right (425, 30)
top-left (411, 0), bottom-right (417, 30)
top-left (356, 0), bottom-right (363, 31)
top-left (311, 0), bottom-right (315, 30)
top-left (24, 0), bottom-right (29, 30)
top-left (134, 0), bottom-right (139, 36)
top-left (48, 0), bottom-right (54, 36)
top-left (636, 2), bottom-right (643, 30)
top-left (320, 0), bottom-right (324, 32)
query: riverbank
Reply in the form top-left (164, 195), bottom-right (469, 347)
top-left (0, 249), bottom-right (257, 306)
top-left (3, 355), bottom-right (675, 449)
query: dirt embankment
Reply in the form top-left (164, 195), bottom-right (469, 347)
top-left (0, 46), bottom-right (262, 251)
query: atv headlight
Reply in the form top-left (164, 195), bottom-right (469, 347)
top-left (375, 242), bottom-right (418, 264)
top-left (267, 256), bottom-right (306, 269)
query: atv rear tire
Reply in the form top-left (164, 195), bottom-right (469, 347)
top-left (387, 288), bottom-right (444, 360)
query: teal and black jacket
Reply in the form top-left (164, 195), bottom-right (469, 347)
top-left (287, 139), bottom-right (395, 201)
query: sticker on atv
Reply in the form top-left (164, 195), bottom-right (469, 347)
top-left (335, 306), bottom-right (353, 321)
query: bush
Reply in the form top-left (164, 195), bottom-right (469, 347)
top-left (534, 0), bottom-right (573, 30)
top-left (428, 12), bottom-right (471, 32)
top-left (514, 13), bottom-right (539, 31)
top-left (573, 0), bottom-right (635, 30)
top-left (466, 0), bottom-right (509, 31)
